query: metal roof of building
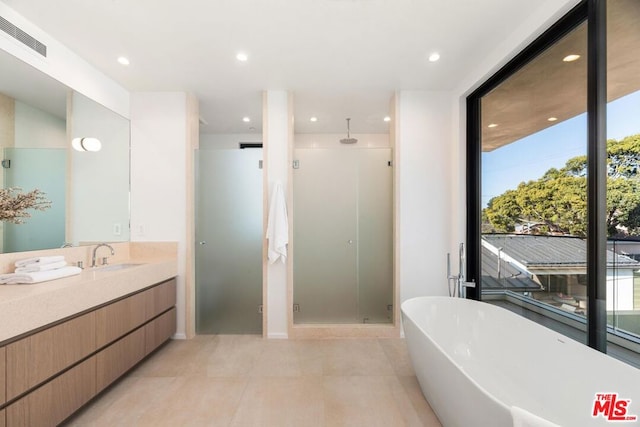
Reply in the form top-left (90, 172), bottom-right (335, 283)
top-left (482, 234), bottom-right (640, 268)
top-left (481, 245), bottom-right (541, 291)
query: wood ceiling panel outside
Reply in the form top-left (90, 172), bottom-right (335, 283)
top-left (482, 0), bottom-right (640, 152)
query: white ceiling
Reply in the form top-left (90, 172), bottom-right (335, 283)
top-left (3, 0), bottom-right (565, 134)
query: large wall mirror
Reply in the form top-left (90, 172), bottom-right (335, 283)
top-left (0, 49), bottom-right (130, 253)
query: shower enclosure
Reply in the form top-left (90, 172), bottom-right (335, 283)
top-left (293, 148), bottom-right (393, 324)
top-left (195, 147), bottom-right (263, 334)
top-left (2, 148), bottom-right (66, 252)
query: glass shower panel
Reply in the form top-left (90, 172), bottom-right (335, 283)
top-left (357, 149), bottom-right (393, 323)
top-left (293, 148), bottom-right (393, 324)
top-left (293, 149), bottom-right (358, 323)
top-left (3, 148), bottom-right (66, 252)
top-left (195, 148), bottom-right (263, 334)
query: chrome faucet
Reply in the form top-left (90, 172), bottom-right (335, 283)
top-left (92, 243), bottom-right (115, 267)
top-left (447, 243), bottom-right (476, 298)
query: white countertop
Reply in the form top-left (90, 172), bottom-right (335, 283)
top-left (0, 256), bottom-right (178, 345)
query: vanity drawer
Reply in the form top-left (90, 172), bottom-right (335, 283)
top-left (95, 291), bottom-right (147, 348)
top-left (145, 279), bottom-right (177, 321)
top-left (145, 307), bottom-right (176, 355)
top-left (96, 327), bottom-right (145, 393)
top-left (6, 356), bottom-right (96, 427)
top-left (6, 312), bottom-right (95, 401)
top-left (1, 346), bottom-right (5, 405)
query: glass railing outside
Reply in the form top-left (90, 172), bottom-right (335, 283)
top-left (607, 240), bottom-right (640, 340)
top-left (481, 235), bottom-right (640, 346)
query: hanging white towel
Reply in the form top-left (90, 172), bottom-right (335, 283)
top-left (15, 255), bottom-right (65, 268)
top-left (0, 266), bottom-right (82, 285)
top-left (511, 406), bottom-right (560, 427)
top-left (15, 260), bottom-right (68, 273)
top-left (266, 181), bottom-right (289, 264)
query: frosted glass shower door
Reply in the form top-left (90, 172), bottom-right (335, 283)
top-left (357, 149), bottom-right (393, 323)
top-left (293, 148), bottom-right (393, 324)
top-left (195, 148), bottom-right (263, 334)
top-left (293, 149), bottom-right (359, 323)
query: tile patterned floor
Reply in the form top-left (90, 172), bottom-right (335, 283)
top-left (63, 336), bottom-right (442, 427)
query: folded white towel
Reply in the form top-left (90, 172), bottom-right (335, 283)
top-left (0, 266), bottom-right (82, 285)
top-left (15, 260), bottom-right (68, 273)
top-left (511, 406), bottom-right (560, 427)
top-left (266, 181), bottom-right (289, 264)
top-left (15, 255), bottom-right (65, 268)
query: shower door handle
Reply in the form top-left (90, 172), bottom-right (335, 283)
top-left (198, 241), bottom-right (206, 245)
top-left (348, 240), bottom-right (353, 244)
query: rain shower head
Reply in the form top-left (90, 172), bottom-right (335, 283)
top-left (340, 118), bottom-right (358, 144)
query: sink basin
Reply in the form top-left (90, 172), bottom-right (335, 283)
top-left (94, 263), bottom-right (143, 272)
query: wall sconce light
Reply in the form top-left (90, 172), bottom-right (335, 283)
top-left (72, 137), bottom-right (101, 152)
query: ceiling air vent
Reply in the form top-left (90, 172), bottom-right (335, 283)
top-left (0, 15), bottom-right (47, 57)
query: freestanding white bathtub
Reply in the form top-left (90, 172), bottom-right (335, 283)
top-left (401, 296), bottom-right (640, 427)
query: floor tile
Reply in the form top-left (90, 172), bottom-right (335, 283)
top-left (323, 376), bottom-right (413, 427)
top-left (61, 335), bottom-right (441, 426)
top-left (323, 339), bottom-right (395, 376)
top-left (136, 376), bottom-right (248, 426)
top-left (231, 377), bottom-right (324, 427)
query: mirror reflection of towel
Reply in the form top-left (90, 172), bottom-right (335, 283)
top-left (266, 181), bottom-right (289, 264)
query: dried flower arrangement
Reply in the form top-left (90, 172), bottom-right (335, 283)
top-left (0, 187), bottom-right (51, 224)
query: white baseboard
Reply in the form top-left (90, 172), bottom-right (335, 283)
top-left (267, 332), bottom-right (289, 339)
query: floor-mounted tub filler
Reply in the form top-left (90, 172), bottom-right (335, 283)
top-left (401, 296), bottom-right (640, 427)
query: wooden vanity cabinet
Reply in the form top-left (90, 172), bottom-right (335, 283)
top-left (6, 313), bottom-right (95, 401)
top-left (95, 292), bottom-right (147, 349)
top-left (1, 345), bottom-right (5, 427)
top-left (6, 357), bottom-right (96, 427)
top-left (1, 346), bottom-right (6, 404)
top-left (145, 307), bottom-right (177, 355)
top-left (96, 328), bottom-right (146, 392)
top-left (1, 278), bottom-right (177, 427)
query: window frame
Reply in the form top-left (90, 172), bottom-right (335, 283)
top-left (465, 0), bottom-right (615, 353)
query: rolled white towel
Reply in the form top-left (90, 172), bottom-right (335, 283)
top-left (0, 266), bottom-right (82, 285)
top-left (15, 260), bottom-right (68, 273)
top-left (15, 255), bottom-right (65, 268)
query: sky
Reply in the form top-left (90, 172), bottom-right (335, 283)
top-left (482, 90), bottom-right (640, 207)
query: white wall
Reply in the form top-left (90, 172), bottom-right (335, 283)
top-left (295, 133), bottom-right (389, 148)
top-left (0, 2), bottom-right (129, 118)
top-left (263, 90), bottom-right (292, 338)
top-left (130, 92), bottom-right (196, 339)
top-left (14, 101), bottom-right (65, 149)
top-left (199, 133), bottom-right (262, 149)
top-left (607, 270), bottom-right (635, 311)
top-left (396, 91), bottom-right (453, 302)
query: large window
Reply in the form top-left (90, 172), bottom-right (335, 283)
top-left (468, 0), bottom-right (640, 361)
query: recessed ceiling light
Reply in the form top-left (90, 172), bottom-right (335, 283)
top-left (428, 53), bottom-right (440, 62)
top-left (383, 116), bottom-right (391, 122)
top-left (236, 52), bottom-right (248, 62)
top-left (310, 117), bottom-right (318, 122)
top-left (563, 54), bottom-right (580, 62)
top-left (488, 123), bottom-right (498, 128)
top-left (117, 56), bottom-right (130, 66)
top-left (242, 117), bottom-right (251, 123)
top-left (548, 117), bottom-right (558, 122)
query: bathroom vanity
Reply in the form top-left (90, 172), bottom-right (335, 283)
top-left (0, 249), bottom-right (178, 427)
